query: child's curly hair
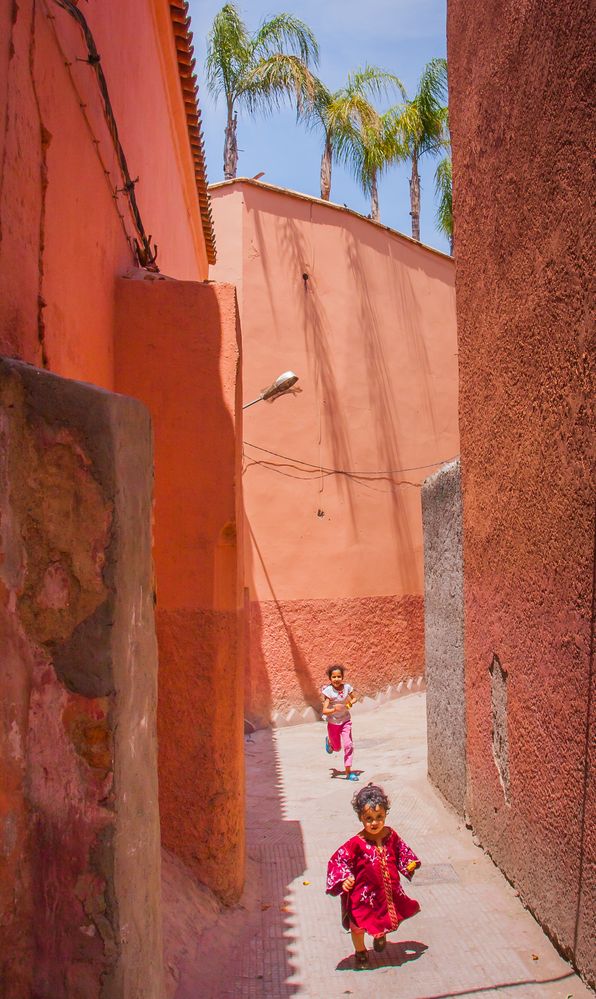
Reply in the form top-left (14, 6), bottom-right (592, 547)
top-left (326, 664), bottom-right (345, 679)
top-left (352, 783), bottom-right (391, 817)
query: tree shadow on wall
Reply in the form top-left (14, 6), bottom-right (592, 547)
top-left (247, 518), bottom-right (322, 719)
top-left (251, 206), bottom-right (357, 532)
top-left (253, 204), bottom-right (425, 594)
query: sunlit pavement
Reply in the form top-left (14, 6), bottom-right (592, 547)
top-left (186, 694), bottom-right (593, 999)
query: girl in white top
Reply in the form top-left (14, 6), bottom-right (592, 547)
top-left (321, 664), bottom-right (360, 781)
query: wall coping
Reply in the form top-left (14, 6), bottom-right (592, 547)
top-left (209, 178), bottom-right (454, 263)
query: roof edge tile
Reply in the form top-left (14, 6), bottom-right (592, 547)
top-left (169, 0), bottom-right (216, 264)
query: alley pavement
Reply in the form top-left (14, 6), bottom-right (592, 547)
top-left (179, 694), bottom-right (593, 999)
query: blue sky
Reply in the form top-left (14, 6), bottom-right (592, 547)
top-left (188, 0), bottom-right (449, 253)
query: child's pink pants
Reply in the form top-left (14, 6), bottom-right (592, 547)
top-left (327, 720), bottom-right (354, 768)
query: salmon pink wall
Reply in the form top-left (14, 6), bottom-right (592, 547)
top-left (0, 0), bottom-right (209, 388)
top-left (210, 181), bottom-right (459, 723)
top-left (449, 0), bottom-right (594, 985)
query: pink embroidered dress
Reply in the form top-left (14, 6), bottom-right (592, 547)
top-left (326, 828), bottom-right (421, 935)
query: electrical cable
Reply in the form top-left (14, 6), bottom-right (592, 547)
top-left (51, 0), bottom-right (158, 269)
top-left (243, 440), bottom-right (459, 478)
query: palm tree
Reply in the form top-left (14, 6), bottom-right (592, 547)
top-left (435, 155), bottom-right (453, 254)
top-left (392, 57), bottom-right (449, 241)
top-left (300, 67), bottom-right (404, 204)
top-left (351, 107), bottom-right (407, 222)
top-left (206, 4), bottom-right (319, 180)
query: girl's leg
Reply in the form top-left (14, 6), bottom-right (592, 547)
top-left (350, 926), bottom-right (368, 966)
top-left (341, 721), bottom-right (354, 775)
top-left (327, 722), bottom-right (342, 753)
top-left (350, 928), bottom-right (366, 953)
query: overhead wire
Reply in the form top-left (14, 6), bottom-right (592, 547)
top-left (243, 440), bottom-right (459, 479)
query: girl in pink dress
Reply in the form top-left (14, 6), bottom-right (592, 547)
top-left (321, 664), bottom-right (359, 781)
top-left (326, 783), bottom-right (421, 967)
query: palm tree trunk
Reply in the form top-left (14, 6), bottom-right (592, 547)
top-left (409, 148), bottom-right (420, 240)
top-left (320, 135), bottom-right (332, 200)
top-left (370, 171), bottom-right (379, 222)
top-left (224, 107), bottom-right (238, 180)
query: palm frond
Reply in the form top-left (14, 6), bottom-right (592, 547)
top-left (434, 155), bottom-right (453, 239)
top-left (336, 106), bottom-right (402, 195)
top-left (344, 65), bottom-right (406, 103)
top-left (418, 57), bottom-right (448, 113)
top-left (390, 58), bottom-right (449, 163)
top-left (206, 3), bottom-right (251, 104)
top-left (240, 54), bottom-right (319, 115)
top-left (296, 75), bottom-right (333, 130)
top-left (251, 13), bottom-right (319, 66)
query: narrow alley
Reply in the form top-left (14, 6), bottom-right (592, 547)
top-left (168, 694), bottom-right (592, 999)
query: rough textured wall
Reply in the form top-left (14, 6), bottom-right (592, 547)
top-left (422, 460), bottom-right (465, 814)
top-left (448, 0), bottom-right (595, 984)
top-left (0, 358), bottom-right (163, 998)
top-left (114, 275), bottom-right (245, 904)
top-left (0, 0), bottom-right (208, 386)
top-left (210, 181), bottom-right (459, 721)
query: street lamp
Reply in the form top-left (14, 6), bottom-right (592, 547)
top-left (242, 371), bottom-right (299, 410)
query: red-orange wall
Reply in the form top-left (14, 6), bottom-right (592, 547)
top-left (449, 0), bottom-right (594, 984)
top-left (114, 276), bottom-right (245, 903)
top-left (0, 0), bottom-right (246, 906)
top-left (0, 0), bottom-right (208, 387)
top-left (210, 181), bottom-right (459, 723)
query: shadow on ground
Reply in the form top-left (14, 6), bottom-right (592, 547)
top-left (336, 939), bottom-right (428, 972)
top-left (330, 767), bottom-right (366, 779)
top-left (163, 727), bottom-right (307, 998)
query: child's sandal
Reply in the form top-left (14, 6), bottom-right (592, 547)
top-left (373, 935), bottom-right (386, 952)
top-left (354, 950), bottom-right (369, 967)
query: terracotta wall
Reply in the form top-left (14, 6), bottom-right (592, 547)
top-left (0, 358), bottom-right (163, 998)
top-left (114, 275), bottom-right (245, 904)
top-left (1, 0), bottom-right (246, 909)
top-left (210, 181), bottom-right (459, 724)
top-left (448, 0), bottom-right (595, 984)
top-left (0, 0), bottom-right (208, 387)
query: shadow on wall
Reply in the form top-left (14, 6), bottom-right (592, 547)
top-left (345, 227), bottom-right (419, 594)
top-left (114, 275), bottom-right (244, 904)
top-left (252, 206), bottom-right (357, 529)
top-left (247, 519), bottom-right (322, 724)
top-left (163, 727), bottom-right (307, 997)
top-left (253, 205), bottom-right (427, 593)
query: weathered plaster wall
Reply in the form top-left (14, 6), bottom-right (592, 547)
top-left (0, 357), bottom-right (163, 997)
top-left (448, 0), bottom-right (595, 984)
top-left (210, 181), bottom-right (459, 722)
top-left (0, 0), bottom-right (208, 386)
top-left (422, 460), bottom-right (465, 814)
top-left (114, 275), bottom-right (245, 904)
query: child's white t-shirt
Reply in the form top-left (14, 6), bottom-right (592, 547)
top-left (322, 682), bottom-right (353, 725)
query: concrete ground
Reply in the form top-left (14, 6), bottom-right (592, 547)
top-left (168, 694), bottom-right (593, 999)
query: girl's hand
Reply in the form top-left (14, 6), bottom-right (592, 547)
top-left (342, 876), bottom-right (355, 892)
